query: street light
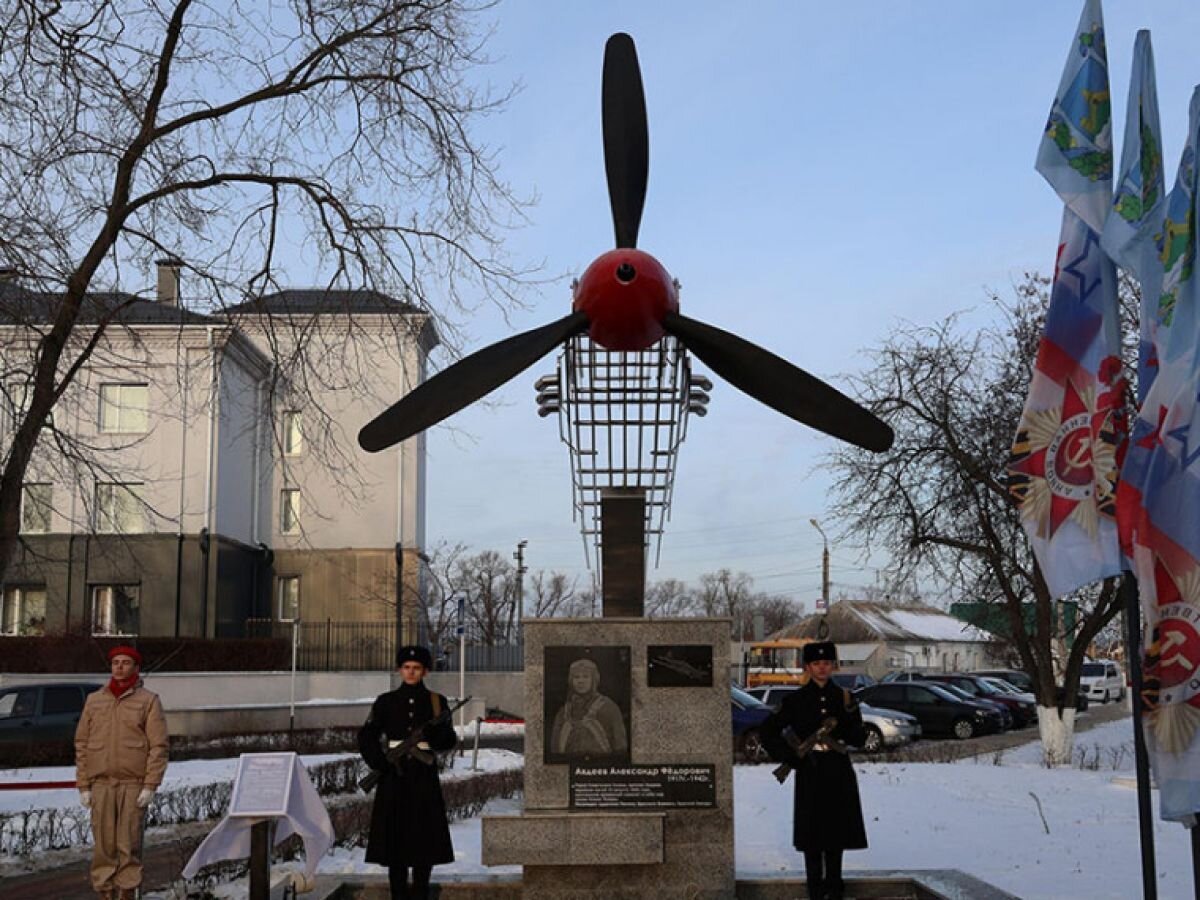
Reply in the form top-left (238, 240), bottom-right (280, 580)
top-left (810, 518), bottom-right (830, 614)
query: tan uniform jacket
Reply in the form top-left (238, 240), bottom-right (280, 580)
top-left (74, 682), bottom-right (169, 788)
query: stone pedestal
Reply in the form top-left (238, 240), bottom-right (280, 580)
top-left (482, 617), bottom-right (734, 900)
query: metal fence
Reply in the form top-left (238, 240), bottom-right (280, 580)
top-left (244, 619), bottom-right (524, 672)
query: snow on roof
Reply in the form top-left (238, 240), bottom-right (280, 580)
top-left (846, 603), bottom-right (992, 642)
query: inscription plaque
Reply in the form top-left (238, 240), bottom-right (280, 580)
top-left (569, 763), bottom-right (716, 809)
top-left (229, 752), bottom-right (296, 817)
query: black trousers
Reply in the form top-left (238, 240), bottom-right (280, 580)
top-left (388, 863), bottom-right (432, 899)
top-left (804, 848), bottom-right (844, 899)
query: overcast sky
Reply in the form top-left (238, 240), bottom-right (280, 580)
top-left (417, 1), bottom-right (1200, 607)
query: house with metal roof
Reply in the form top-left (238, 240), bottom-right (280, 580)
top-left (769, 599), bottom-right (1006, 679)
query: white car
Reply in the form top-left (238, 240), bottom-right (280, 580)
top-left (744, 685), bottom-right (922, 752)
top-left (1080, 660), bottom-right (1126, 703)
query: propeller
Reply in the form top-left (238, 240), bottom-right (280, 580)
top-left (602, 33), bottom-right (649, 249)
top-left (359, 31), bottom-right (894, 455)
top-left (662, 312), bottom-right (893, 452)
top-left (358, 312), bottom-right (588, 451)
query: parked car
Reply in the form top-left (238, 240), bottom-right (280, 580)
top-left (745, 685), bottom-right (921, 752)
top-left (0, 681), bottom-right (103, 745)
top-left (830, 673), bottom-right (877, 692)
top-left (732, 685), bottom-right (773, 761)
top-left (971, 668), bottom-right (1089, 712)
top-left (921, 679), bottom-right (1014, 731)
top-left (1080, 660), bottom-right (1126, 703)
top-left (919, 673), bottom-right (1036, 728)
top-left (857, 682), bottom-right (1004, 740)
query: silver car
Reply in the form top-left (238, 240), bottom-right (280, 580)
top-left (743, 685), bottom-right (921, 752)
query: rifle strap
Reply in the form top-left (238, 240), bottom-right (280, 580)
top-left (431, 691), bottom-right (443, 717)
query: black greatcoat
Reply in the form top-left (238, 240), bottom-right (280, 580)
top-left (358, 682), bottom-right (458, 866)
top-left (761, 679), bottom-right (868, 851)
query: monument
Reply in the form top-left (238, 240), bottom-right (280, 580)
top-left (357, 31), bottom-right (893, 900)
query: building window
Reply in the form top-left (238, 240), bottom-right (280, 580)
top-left (1, 586), bottom-right (47, 636)
top-left (20, 483), bottom-right (52, 533)
top-left (98, 383), bottom-right (148, 434)
top-left (95, 482), bottom-right (145, 533)
top-left (280, 489), bottom-right (301, 535)
top-left (278, 576), bottom-right (301, 621)
top-left (282, 411), bottom-right (303, 456)
top-left (91, 585), bottom-right (140, 636)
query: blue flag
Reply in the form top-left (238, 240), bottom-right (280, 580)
top-left (1100, 30), bottom-right (1164, 401)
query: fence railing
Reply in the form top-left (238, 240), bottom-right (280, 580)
top-left (244, 619), bottom-right (524, 672)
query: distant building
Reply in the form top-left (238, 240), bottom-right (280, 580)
top-left (0, 264), bottom-right (435, 640)
top-left (769, 599), bottom-right (1005, 678)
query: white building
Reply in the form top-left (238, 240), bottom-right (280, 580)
top-left (0, 263), bottom-right (434, 640)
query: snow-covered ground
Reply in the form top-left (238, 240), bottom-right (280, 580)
top-left (203, 719), bottom-right (1193, 900)
top-left (8, 719), bottom-right (1196, 898)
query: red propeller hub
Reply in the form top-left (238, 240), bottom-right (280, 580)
top-left (573, 249), bottom-right (679, 351)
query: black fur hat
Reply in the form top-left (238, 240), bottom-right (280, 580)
top-left (802, 641), bottom-right (837, 664)
top-left (396, 645), bottom-right (433, 670)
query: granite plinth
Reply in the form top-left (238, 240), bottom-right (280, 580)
top-left (481, 811), bottom-right (664, 866)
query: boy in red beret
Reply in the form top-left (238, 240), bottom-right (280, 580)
top-left (75, 646), bottom-right (169, 899)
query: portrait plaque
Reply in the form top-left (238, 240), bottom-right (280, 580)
top-left (647, 644), bottom-right (713, 687)
top-left (544, 645), bottom-right (632, 765)
top-left (229, 752), bottom-right (296, 817)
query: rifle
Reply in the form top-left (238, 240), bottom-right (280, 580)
top-left (771, 717), bottom-right (846, 784)
top-left (359, 696), bottom-right (472, 792)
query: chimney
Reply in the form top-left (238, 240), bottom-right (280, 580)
top-left (156, 257), bottom-right (182, 305)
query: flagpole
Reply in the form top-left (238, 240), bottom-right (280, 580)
top-left (1121, 574), bottom-right (1158, 899)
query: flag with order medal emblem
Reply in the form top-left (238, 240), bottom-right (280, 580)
top-left (1007, 0), bottom-right (1128, 599)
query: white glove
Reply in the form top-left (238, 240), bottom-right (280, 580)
top-left (416, 741), bottom-right (432, 751)
top-left (79, 790), bottom-right (92, 808)
top-left (136, 788), bottom-right (155, 808)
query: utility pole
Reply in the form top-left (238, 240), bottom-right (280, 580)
top-left (513, 540), bottom-right (528, 635)
top-left (810, 518), bottom-right (830, 614)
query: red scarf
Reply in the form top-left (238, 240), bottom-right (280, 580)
top-left (108, 675), bottom-right (138, 697)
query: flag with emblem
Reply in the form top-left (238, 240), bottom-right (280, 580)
top-left (1100, 30), bottom-right (1164, 401)
top-left (1116, 87), bottom-right (1200, 824)
top-left (1007, 0), bottom-right (1128, 599)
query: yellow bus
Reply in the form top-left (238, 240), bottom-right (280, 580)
top-left (745, 638), bottom-right (813, 687)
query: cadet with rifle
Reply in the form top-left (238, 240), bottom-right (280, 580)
top-left (358, 645), bottom-right (458, 900)
top-left (761, 641), bottom-right (868, 900)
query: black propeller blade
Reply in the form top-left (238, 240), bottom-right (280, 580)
top-left (602, 33), bottom-right (649, 249)
top-left (662, 311), bottom-right (894, 453)
top-left (358, 311), bottom-right (590, 452)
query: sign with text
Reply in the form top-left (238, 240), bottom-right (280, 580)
top-left (229, 752), bottom-right (297, 817)
top-left (569, 763), bottom-right (716, 809)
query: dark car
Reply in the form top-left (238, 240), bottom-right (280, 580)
top-left (732, 685), bottom-right (773, 761)
top-left (920, 679), bottom-right (1014, 730)
top-left (921, 673), bottom-right (1036, 728)
top-left (857, 682), bottom-right (1003, 740)
top-left (0, 682), bottom-right (103, 746)
top-left (830, 673), bottom-right (877, 691)
top-left (745, 684), bottom-right (922, 752)
top-left (971, 668), bottom-right (1089, 712)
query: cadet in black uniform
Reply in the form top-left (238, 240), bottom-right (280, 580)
top-left (761, 640), bottom-right (868, 900)
top-left (358, 645), bottom-right (458, 899)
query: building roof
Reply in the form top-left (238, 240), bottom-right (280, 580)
top-left (223, 288), bottom-right (425, 316)
top-left (771, 599), bottom-right (997, 644)
top-left (0, 283), bottom-right (219, 326)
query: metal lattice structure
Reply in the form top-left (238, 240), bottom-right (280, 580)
top-left (536, 335), bottom-right (710, 574)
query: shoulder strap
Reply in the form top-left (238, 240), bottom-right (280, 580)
top-left (431, 692), bottom-right (442, 717)
top-left (843, 688), bottom-right (855, 707)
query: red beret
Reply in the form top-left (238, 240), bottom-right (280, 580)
top-left (108, 645), bottom-right (142, 666)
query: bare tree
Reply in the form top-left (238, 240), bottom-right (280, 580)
top-left (0, 0), bottom-right (529, 587)
top-left (826, 274), bottom-right (1132, 763)
top-left (645, 578), bottom-right (694, 618)
top-left (526, 570), bottom-right (590, 619)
